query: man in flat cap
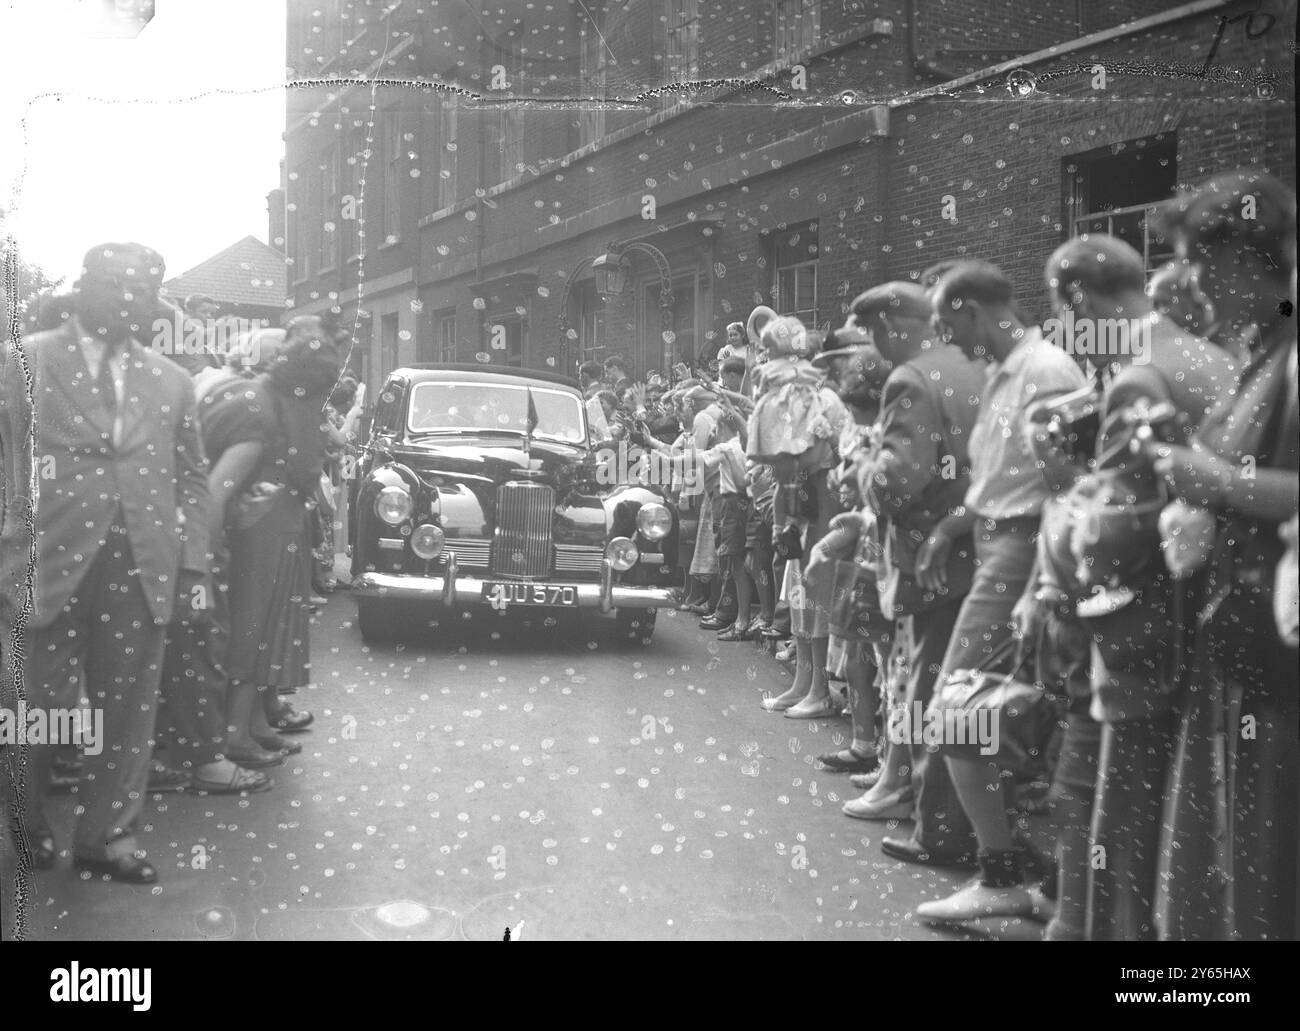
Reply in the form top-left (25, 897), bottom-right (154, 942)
top-left (843, 282), bottom-right (986, 863)
top-left (0, 242), bottom-right (211, 884)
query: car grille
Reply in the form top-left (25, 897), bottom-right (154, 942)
top-left (491, 483), bottom-right (554, 578)
top-left (444, 538), bottom-right (490, 568)
top-left (554, 544), bottom-right (603, 575)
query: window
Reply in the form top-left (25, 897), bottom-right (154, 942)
top-left (771, 221), bottom-right (819, 327)
top-left (495, 58), bottom-right (526, 183)
top-left (381, 312), bottom-right (400, 376)
top-left (320, 144), bottom-right (338, 270)
top-left (1065, 135), bottom-right (1177, 276)
top-left (436, 97), bottom-right (458, 210)
top-left (665, 0), bottom-right (700, 80)
top-left (579, 13), bottom-right (608, 146)
top-left (436, 309), bottom-right (457, 362)
top-left (344, 124), bottom-right (366, 261)
top-left (644, 276), bottom-right (696, 373)
top-left (489, 315), bottom-right (527, 367)
top-left (290, 162), bottom-right (310, 281)
top-left (575, 283), bottom-right (606, 364)
top-left (774, 0), bottom-right (820, 61)
top-left (408, 382), bottom-right (585, 443)
top-left (382, 111), bottom-right (402, 242)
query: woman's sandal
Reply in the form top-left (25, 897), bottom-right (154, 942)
top-left (784, 700), bottom-right (842, 720)
top-left (190, 764), bottom-right (273, 795)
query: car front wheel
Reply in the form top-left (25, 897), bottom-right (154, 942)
top-left (614, 607), bottom-right (656, 647)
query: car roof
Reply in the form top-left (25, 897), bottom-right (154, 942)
top-left (390, 364), bottom-right (581, 391)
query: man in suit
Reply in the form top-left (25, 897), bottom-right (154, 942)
top-left (844, 283), bottom-right (985, 868)
top-left (0, 242), bottom-right (211, 884)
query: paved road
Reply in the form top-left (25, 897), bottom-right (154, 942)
top-left (21, 592), bottom-right (1049, 941)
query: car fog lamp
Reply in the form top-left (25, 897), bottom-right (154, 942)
top-left (410, 523), bottom-right (445, 559)
top-left (606, 536), bottom-right (640, 571)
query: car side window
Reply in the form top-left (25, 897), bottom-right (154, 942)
top-left (372, 380), bottom-right (405, 437)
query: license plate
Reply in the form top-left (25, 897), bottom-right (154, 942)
top-left (483, 582), bottom-right (579, 608)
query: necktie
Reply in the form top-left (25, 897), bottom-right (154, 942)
top-left (96, 346), bottom-right (118, 418)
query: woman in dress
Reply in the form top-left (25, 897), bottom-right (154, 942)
top-left (201, 317), bottom-right (341, 763)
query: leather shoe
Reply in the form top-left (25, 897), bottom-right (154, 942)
top-left (816, 748), bottom-right (877, 773)
top-left (75, 853), bottom-right (158, 885)
top-left (698, 614), bottom-right (729, 630)
top-left (881, 834), bottom-right (978, 870)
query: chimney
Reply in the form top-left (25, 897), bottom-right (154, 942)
top-left (265, 163), bottom-right (286, 254)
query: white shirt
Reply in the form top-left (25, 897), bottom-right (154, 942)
top-left (72, 315), bottom-right (127, 447)
top-left (703, 437), bottom-right (748, 496)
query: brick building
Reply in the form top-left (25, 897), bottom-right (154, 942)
top-left (283, 0), bottom-right (1295, 390)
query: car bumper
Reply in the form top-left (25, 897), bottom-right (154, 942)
top-left (351, 555), bottom-right (674, 612)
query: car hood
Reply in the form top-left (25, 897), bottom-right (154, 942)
top-left (391, 433), bottom-right (587, 484)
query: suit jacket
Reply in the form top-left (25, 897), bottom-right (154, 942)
top-left (0, 321), bottom-right (210, 629)
top-left (859, 341), bottom-right (985, 541)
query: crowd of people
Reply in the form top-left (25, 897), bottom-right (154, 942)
top-left (578, 168), bottom-right (1297, 941)
top-left (0, 167), bottom-right (1294, 945)
top-left (0, 250), bottom-right (358, 888)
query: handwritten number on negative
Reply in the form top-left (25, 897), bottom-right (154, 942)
top-left (1201, 3), bottom-right (1276, 76)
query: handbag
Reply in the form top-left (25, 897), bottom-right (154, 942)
top-left (831, 558), bottom-right (893, 643)
top-left (927, 634), bottom-right (1064, 773)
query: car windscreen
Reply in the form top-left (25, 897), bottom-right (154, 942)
top-left (407, 381), bottom-right (586, 443)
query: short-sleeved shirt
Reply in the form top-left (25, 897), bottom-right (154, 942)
top-left (200, 375), bottom-right (323, 496)
top-left (965, 327), bottom-right (1088, 519)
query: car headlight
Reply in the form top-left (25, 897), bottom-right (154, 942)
top-left (605, 536), bottom-right (639, 572)
top-left (410, 523), bottom-right (445, 560)
top-left (635, 501), bottom-right (672, 541)
top-left (375, 485), bottom-right (413, 525)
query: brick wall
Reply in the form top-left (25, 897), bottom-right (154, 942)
top-left (284, 0), bottom-right (1295, 379)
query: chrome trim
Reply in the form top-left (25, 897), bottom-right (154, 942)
top-left (442, 552), bottom-right (457, 607)
top-left (443, 538), bottom-right (490, 567)
top-left (492, 483), bottom-right (554, 577)
top-left (378, 538), bottom-right (405, 550)
top-left (554, 544), bottom-right (604, 573)
top-left (352, 569), bottom-right (672, 610)
top-left (599, 558), bottom-right (613, 612)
